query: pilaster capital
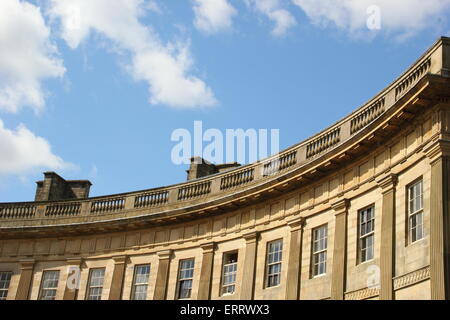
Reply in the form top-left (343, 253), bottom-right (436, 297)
top-left (157, 250), bottom-right (172, 260)
top-left (286, 216), bottom-right (305, 231)
top-left (331, 198), bottom-right (349, 216)
top-left (19, 259), bottom-right (35, 270)
top-left (112, 255), bottom-right (127, 265)
top-left (200, 242), bottom-right (215, 253)
top-left (242, 231), bottom-right (259, 243)
top-left (376, 173), bottom-right (398, 193)
top-left (66, 257), bottom-right (83, 266)
top-left (424, 139), bottom-right (450, 165)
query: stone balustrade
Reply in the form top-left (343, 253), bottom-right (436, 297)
top-left (0, 37), bottom-right (448, 228)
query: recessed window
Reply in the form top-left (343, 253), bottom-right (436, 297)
top-left (131, 264), bottom-right (150, 300)
top-left (408, 180), bottom-right (424, 243)
top-left (266, 240), bottom-right (283, 287)
top-left (221, 252), bottom-right (238, 295)
top-left (177, 259), bottom-right (195, 299)
top-left (359, 206), bottom-right (375, 263)
top-left (86, 268), bottom-right (105, 300)
top-left (312, 225), bottom-right (328, 277)
top-left (39, 270), bottom-right (60, 300)
top-left (0, 272), bottom-right (12, 300)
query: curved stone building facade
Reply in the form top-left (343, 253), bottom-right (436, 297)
top-left (1, 37), bottom-right (450, 301)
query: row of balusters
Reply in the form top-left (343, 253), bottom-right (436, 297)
top-left (263, 150), bottom-right (297, 177)
top-left (134, 191), bottom-right (169, 208)
top-left (220, 168), bottom-right (254, 190)
top-left (91, 198), bottom-right (125, 213)
top-left (178, 181), bottom-right (211, 201)
top-left (45, 203), bottom-right (81, 216)
top-left (0, 206), bottom-right (36, 219)
top-left (306, 127), bottom-right (341, 159)
top-left (350, 98), bottom-right (386, 134)
top-left (395, 58), bottom-right (431, 101)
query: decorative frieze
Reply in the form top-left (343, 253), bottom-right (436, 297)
top-left (393, 266), bottom-right (431, 290)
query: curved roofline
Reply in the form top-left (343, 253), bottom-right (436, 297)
top-left (1, 36), bottom-right (450, 235)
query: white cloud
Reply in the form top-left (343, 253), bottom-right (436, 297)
top-left (0, 0), bottom-right (65, 113)
top-left (0, 119), bottom-right (70, 176)
top-left (246, 0), bottom-right (297, 36)
top-left (292, 0), bottom-right (450, 36)
top-left (193, 0), bottom-right (237, 34)
top-left (48, 0), bottom-right (217, 108)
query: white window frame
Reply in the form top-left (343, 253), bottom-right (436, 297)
top-left (0, 272), bottom-right (12, 300)
top-left (265, 239), bottom-right (283, 288)
top-left (408, 179), bottom-right (424, 244)
top-left (39, 270), bottom-right (60, 300)
top-left (359, 206), bottom-right (375, 263)
top-left (176, 259), bottom-right (195, 299)
top-left (312, 225), bottom-right (328, 277)
top-left (86, 268), bottom-right (105, 300)
top-left (221, 252), bottom-right (238, 296)
top-left (131, 264), bottom-right (151, 300)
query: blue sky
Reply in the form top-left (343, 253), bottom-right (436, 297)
top-left (1, 0), bottom-right (450, 202)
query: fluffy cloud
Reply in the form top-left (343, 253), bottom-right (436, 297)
top-left (193, 0), bottom-right (237, 34)
top-left (0, 0), bottom-right (65, 113)
top-left (48, 0), bottom-right (217, 108)
top-left (246, 0), bottom-right (297, 36)
top-left (292, 0), bottom-right (450, 35)
top-left (0, 119), bottom-right (69, 175)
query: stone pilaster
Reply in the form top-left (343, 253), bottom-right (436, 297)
top-left (285, 216), bottom-right (305, 300)
top-left (63, 257), bottom-right (83, 300)
top-left (240, 231), bottom-right (259, 300)
top-left (197, 242), bottom-right (215, 300)
top-left (376, 173), bottom-right (398, 300)
top-left (108, 255), bottom-right (127, 300)
top-left (331, 199), bottom-right (349, 300)
top-left (15, 259), bottom-right (35, 300)
top-left (425, 139), bottom-right (450, 300)
top-left (153, 250), bottom-right (172, 300)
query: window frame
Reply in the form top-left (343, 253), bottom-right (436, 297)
top-left (130, 264), bottom-right (151, 300)
top-left (0, 271), bottom-right (12, 300)
top-left (176, 258), bottom-right (195, 300)
top-left (38, 270), bottom-right (60, 300)
top-left (221, 251), bottom-right (238, 296)
top-left (407, 179), bottom-right (424, 245)
top-left (311, 224), bottom-right (328, 277)
top-left (265, 239), bottom-right (283, 288)
top-left (85, 268), bottom-right (106, 300)
top-left (358, 205), bottom-right (375, 264)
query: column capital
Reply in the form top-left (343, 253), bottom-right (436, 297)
top-left (286, 216), bottom-right (305, 231)
top-left (112, 255), bottom-right (127, 264)
top-left (331, 198), bottom-right (349, 216)
top-left (424, 139), bottom-right (450, 164)
top-left (242, 231), bottom-right (259, 243)
top-left (157, 250), bottom-right (172, 260)
top-left (19, 259), bottom-right (35, 270)
top-left (376, 173), bottom-right (398, 193)
top-left (200, 242), bottom-right (215, 253)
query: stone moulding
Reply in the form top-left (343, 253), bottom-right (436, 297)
top-left (393, 266), bottom-right (431, 290)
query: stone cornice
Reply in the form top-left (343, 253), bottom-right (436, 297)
top-left (200, 242), bottom-right (215, 253)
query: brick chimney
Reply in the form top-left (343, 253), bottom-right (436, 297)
top-left (35, 172), bottom-right (92, 201)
